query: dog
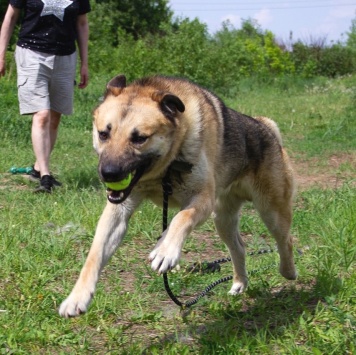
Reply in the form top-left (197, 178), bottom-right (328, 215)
top-left (59, 75), bottom-right (297, 317)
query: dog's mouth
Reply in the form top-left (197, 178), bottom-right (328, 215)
top-left (105, 164), bottom-right (147, 204)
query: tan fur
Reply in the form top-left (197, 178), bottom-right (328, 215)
top-left (59, 75), bottom-right (297, 317)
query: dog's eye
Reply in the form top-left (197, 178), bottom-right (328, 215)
top-left (131, 131), bottom-right (148, 145)
top-left (98, 131), bottom-right (109, 141)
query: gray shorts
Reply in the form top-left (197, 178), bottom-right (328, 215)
top-left (15, 46), bottom-right (77, 115)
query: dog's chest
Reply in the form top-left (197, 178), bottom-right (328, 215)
top-left (135, 177), bottom-right (192, 208)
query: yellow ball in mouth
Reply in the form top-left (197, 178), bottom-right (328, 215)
top-left (105, 173), bottom-right (132, 191)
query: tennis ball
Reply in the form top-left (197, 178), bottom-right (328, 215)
top-left (105, 173), bottom-right (132, 190)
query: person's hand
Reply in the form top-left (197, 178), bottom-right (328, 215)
top-left (0, 59), bottom-right (6, 77)
top-left (0, 5), bottom-right (21, 78)
top-left (78, 64), bottom-right (89, 89)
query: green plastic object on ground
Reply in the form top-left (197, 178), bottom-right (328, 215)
top-left (9, 166), bottom-right (33, 174)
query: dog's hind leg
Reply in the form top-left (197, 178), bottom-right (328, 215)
top-left (255, 200), bottom-right (297, 281)
top-left (214, 195), bottom-right (248, 295)
top-left (59, 197), bottom-right (141, 318)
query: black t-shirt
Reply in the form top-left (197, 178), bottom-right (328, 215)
top-left (10, 0), bottom-right (91, 55)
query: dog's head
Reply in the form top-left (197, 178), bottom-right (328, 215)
top-left (93, 75), bottom-right (185, 204)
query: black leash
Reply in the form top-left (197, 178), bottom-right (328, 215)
top-left (160, 166), bottom-right (279, 309)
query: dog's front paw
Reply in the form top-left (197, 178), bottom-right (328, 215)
top-left (149, 244), bottom-right (181, 274)
top-left (228, 280), bottom-right (248, 295)
top-left (59, 289), bottom-right (93, 318)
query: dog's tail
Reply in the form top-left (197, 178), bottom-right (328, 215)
top-left (255, 116), bottom-right (283, 146)
top-left (256, 116), bottom-right (297, 199)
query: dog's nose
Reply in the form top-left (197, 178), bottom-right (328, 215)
top-left (100, 164), bottom-right (126, 182)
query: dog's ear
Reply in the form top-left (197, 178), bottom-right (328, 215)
top-left (106, 75), bottom-right (127, 97)
top-left (161, 94), bottom-right (185, 114)
top-left (152, 92), bottom-right (185, 122)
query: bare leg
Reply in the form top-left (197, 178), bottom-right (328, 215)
top-left (32, 109), bottom-right (61, 176)
top-left (49, 110), bottom-right (61, 152)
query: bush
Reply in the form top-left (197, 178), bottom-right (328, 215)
top-left (89, 18), bottom-right (297, 95)
top-left (291, 40), bottom-right (356, 77)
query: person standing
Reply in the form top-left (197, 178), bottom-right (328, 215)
top-left (0, 0), bottom-right (90, 192)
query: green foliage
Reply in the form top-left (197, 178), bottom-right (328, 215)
top-left (346, 13), bottom-right (356, 49)
top-left (0, 2), bottom-right (8, 26)
top-left (89, 18), bottom-right (296, 96)
top-left (2, 0), bottom-right (356, 88)
top-left (90, 18), bottom-right (210, 79)
top-left (263, 31), bottom-right (295, 75)
top-left (88, 0), bottom-right (119, 46)
top-left (291, 40), bottom-right (356, 78)
top-left (5, 4), bottom-right (355, 89)
top-left (91, 0), bottom-right (173, 41)
top-left (87, 14), bottom-right (356, 95)
top-left (213, 20), bottom-right (265, 78)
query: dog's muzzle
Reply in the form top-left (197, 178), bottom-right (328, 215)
top-left (101, 162), bottom-right (150, 204)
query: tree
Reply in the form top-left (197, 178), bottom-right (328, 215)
top-left (346, 13), bottom-right (356, 49)
top-left (93, 0), bottom-right (173, 41)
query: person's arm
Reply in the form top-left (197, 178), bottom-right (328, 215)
top-left (0, 4), bottom-right (21, 77)
top-left (76, 13), bottom-right (89, 89)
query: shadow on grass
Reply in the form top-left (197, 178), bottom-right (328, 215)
top-left (145, 274), bottom-right (343, 352)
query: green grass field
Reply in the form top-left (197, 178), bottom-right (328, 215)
top-left (0, 73), bottom-right (355, 353)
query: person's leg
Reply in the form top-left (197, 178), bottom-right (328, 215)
top-left (32, 109), bottom-right (52, 177)
top-left (49, 110), bottom-right (61, 152)
top-left (32, 109), bottom-right (63, 192)
top-left (33, 109), bottom-right (61, 175)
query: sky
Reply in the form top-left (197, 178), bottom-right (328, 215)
top-left (168, 0), bottom-right (356, 43)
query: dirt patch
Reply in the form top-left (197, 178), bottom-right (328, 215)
top-left (292, 152), bottom-right (355, 190)
top-left (0, 175), bottom-right (30, 190)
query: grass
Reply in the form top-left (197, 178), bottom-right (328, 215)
top-left (0, 72), bottom-right (355, 353)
